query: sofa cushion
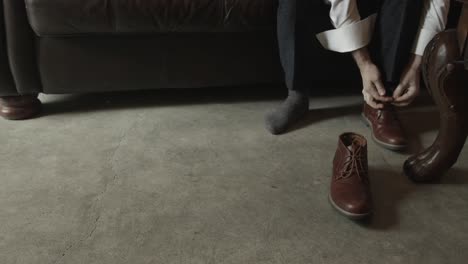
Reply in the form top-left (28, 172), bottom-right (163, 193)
top-left (25, 0), bottom-right (277, 36)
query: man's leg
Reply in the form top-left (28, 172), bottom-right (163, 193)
top-left (265, 0), bottom-right (330, 135)
top-left (370, 0), bottom-right (424, 91)
top-left (362, 0), bottom-right (424, 150)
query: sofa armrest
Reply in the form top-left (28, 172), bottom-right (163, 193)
top-left (2, 0), bottom-right (41, 95)
top-left (0, 1), bottom-right (18, 96)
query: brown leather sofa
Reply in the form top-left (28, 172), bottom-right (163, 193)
top-left (0, 0), bottom-right (356, 120)
top-left (0, 0), bottom-right (463, 120)
top-left (0, 0), bottom-right (466, 182)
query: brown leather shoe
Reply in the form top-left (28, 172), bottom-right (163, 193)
top-left (362, 103), bottom-right (407, 151)
top-left (330, 133), bottom-right (372, 219)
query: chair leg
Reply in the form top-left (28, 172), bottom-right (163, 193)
top-left (404, 30), bottom-right (468, 182)
top-left (0, 94), bottom-right (41, 120)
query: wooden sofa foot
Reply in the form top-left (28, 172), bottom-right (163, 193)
top-left (0, 95), bottom-right (41, 120)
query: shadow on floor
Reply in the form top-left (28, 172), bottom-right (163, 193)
top-left (40, 82), bottom-right (366, 117)
top-left (440, 168), bottom-right (468, 185)
top-left (356, 166), bottom-right (468, 230)
top-left (357, 167), bottom-right (416, 230)
top-left (288, 105), bottom-right (363, 133)
top-left (41, 85), bottom-right (285, 117)
top-left (399, 107), bottom-right (440, 154)
top-left (39, 85), bottom-right (443, 157)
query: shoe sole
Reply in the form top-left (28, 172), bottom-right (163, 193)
top-left (361, 113), bottom-right (407, 151)
top-left (328, 193), bottom-right (371, 220)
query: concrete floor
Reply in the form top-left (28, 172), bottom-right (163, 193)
top-left (1, 88), bottom-right (467, 264)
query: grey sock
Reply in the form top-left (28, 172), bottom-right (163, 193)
top-left (265, 90), bottom-right (309, 135)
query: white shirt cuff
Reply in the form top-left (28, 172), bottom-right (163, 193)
top-left (315, 14), bottom-right (377, 53)
top-left (412, 28), bottom-right (439, 56)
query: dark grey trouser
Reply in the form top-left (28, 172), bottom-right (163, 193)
top-left (278, 0), bottom-right (424, 94)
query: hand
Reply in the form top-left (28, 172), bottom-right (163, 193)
top-left (393, 55), bottom-right (423, 107)
top-left (352, 48), bottom-right (393, 109)
top-left (359, 62), bottom-right (394, 109)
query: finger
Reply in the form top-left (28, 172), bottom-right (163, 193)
top-left (363, 92), bottom-right (374, 107)
top-left (374, 102), bottom-right (384, 109)
top-left (392, 100), bottom-right (412, 107)
top-left (366, 85), bottom-right (393, 103)
top-left (392, 101), bottom-right (408, 107)
top-left (393, 84), bottom-right (406, 99)
top-left (366, 99), bottom-right (381, 109)
top-left (393, 90), bottom-right (418, 106)
top-left (374, 79), bottom-right (387, 96)
top-left (393, 90), bottom-right (414, 103)
top-left (372, 82), bottom-right (394, 102)
top-left (364, 92), bottom-right (384, 109)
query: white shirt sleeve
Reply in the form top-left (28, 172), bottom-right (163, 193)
top-left (412, 0), bottom-right (451, 55)
top-left (316, 0), bottom-right (377, 53)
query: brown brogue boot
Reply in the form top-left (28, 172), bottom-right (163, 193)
top-left (362, 103), bottom-right (407, 151)
top-left (330, 133), bottom-right (372, 220)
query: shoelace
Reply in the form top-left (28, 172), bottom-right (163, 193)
top-left (337, 144), bottom-right (367, 182)
top-left (377, 110), bottom-right (383, 120)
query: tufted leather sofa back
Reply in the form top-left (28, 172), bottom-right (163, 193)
top-left (25, 0), bottom-right (278, 36)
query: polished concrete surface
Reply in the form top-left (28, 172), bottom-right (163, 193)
top-left (1, 88), bottom-right (467, 264)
